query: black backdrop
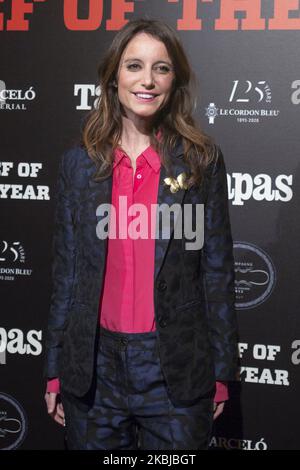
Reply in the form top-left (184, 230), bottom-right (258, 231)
top-left (1, 0), bottom-right (299, 450)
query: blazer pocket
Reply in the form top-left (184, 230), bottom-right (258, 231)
top-left (175, 298), bottom-right (203, 312)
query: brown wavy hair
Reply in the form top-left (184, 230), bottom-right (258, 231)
top-left (80, 17), bottom-right (216, 188)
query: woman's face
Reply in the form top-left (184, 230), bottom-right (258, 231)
top-left (116, 32), bottom-right (175, 125)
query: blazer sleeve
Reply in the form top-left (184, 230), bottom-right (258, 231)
top-left (43, 150), bottom-right (77, 379)
top-left (201, 144), bottom-right (239, 382)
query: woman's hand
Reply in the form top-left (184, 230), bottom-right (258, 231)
top-left (44, 392), bottom-right (65, 426)
top-left (213, 401), bottom-right (225, 420)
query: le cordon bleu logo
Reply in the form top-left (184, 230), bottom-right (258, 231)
top-left (205, 80), bottom-right (280, 125)
top-left (0, 240), bottom-right (33, 281)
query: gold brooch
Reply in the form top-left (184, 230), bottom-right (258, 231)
top-left (163, 172), bottom-right (188, 193)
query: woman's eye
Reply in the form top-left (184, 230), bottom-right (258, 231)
top-left (127, 64), bottom-right (140, 70)
top-left (127, 64), bottom-right (171, 73)
top-left (157, 66), bottom-right (171, 73)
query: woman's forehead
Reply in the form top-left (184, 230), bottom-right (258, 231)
top-left (121, 33), bottom-right (171, 61)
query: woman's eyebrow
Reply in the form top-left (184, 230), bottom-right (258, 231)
top-left (124, 58), bottom-right (172, 66)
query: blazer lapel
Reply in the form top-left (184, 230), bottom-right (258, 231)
top-left (76, 172), bottom-right (111, 305)
top-left (154, 140), bottom-right (190, 282)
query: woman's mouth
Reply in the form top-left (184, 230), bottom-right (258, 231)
top-left (132, 92), bottom-right (159, 103)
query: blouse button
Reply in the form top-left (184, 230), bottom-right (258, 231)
top-left (136, 174), bottom-right (142, 179)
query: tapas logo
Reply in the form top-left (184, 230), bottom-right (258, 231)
top-left (234, 242), bottom-right (276, 310)
top-left (227, 172), bottom-right (293, 206)
top-left (0, 327), bottom-right (42, 363)
top-left (0, 80), bottom-right (36, 111)
top-left (205, 80), bottom-right (280, 124)
top-left (0, 393), bottom-right (27, 450)
top-left (291, 80), bottom-right (300, 105)
top-left (0, 241), bottom-right (33, 281)
top-left (74, 83), bottom-right (100, 111)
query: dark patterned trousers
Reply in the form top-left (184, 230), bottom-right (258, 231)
top-left (61, 326), bottom-right (214, 450)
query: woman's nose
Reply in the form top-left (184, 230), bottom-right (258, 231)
top-left (141, 69), bottom-right (155, 86)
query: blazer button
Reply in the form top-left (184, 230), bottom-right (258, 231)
top-left (157, 280), bottom-right (167, 291)
top-left (159, 318), bottom-right (167, 328)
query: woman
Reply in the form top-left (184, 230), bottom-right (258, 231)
top-left (44, 18), bottom-right (238, 450)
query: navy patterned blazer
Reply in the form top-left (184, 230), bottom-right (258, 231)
top-left (44, 138), bottom-right (238, 406)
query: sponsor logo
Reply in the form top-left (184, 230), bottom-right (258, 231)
top-left (228, 172), bottom-right (293, 206)
top-left (0, 241), bottom-right (33, 281)
top-left (206, 80), bottom-right (280, 125)
top-left (0, 393), bottom-right (27, 450)
top-left (234, 242), bottom-right (276, 309)
top-left (210, 436), bottom-right (268, 450)
top-left (0, 328), bottom-right (42, 363)
top-left (291, 80), bottom-right (300, 104)
top-left (0, 80), bottom-right (36, 111)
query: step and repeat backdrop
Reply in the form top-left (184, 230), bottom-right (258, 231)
top-left (1, 0), bottom-right (299, 451)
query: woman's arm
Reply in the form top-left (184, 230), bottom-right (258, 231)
top-left (44, 380), bottom-right (64, 426)
top-left (44, 149), bottom-right (77, 380)
top-left (46, 378), bottom-right (60, 394)
top-left (201, 145), bottom-right (238, 383)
